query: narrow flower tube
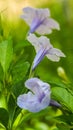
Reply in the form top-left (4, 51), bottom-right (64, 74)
top-left (21, 7), bottom-right (60, 35)
top-left (32, 47), bottom-right (48, 70)
top-left (50, 99), bottom-right (61, 108)
top-left (17, 78), bottom-right (51, 112)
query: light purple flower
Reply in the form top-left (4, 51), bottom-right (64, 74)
top-left (21, 7), bottom-right (60, 35)
top-left (17, 78), bottom-right (51, 112)
top-left (27, 34), bottom-right (66, 70)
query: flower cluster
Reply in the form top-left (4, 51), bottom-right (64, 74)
top-left (17, 7), bottom-right (65, 112)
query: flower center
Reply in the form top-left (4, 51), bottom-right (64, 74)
top-left (38, 92), bottom-right (45, 103)
top-left (30, 17), bottom-right (45, 33)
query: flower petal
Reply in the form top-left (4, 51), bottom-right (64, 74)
top-left (17, 92), bottom-right (50, 112)
top-left (46, 54), bottom-right (60, 61)
top-left (27, 34), bottom-right (52, 52)
top-left (17, 92), bottom-right (41, 112)
top-left (27, 34), bottom-right (65, 62)
top-left (17, 78), bottom-right (51, 113)
top-left (49, 48), bottom-right (66, 57)
top-left (36, 25), bottom-right (52, 35)
top-left (44, 18), bottom-right (60, 30)
top-left (25, 78), bottom-right (50, 96)
top-left (21, 7), bottom-right (50, 28)
top-left (21, 7), bottom-right (60, 34)
top-left (25, 78), bottom-right (51, 106)
top-left (46, 48), bottom-right (66, 61)
top-left (35, 8), bottom-right (50, 19)
top-left (29, 8), bottom-right (50, 33)
top-left (27, 34), bottom-right (40, 52)
top-left (21, 7), bottom-right (36, 26)
top-left (39, 36), bottom-right (52, 49)
top-left (36, 18), bottom-right (60, 35)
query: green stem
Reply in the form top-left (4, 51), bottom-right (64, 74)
top-left (3, 72), bottom-right (6, 89)
top-left (29, 62), bottom-right (35, 78)
top-left (12, 110), bottom-right (26, 129)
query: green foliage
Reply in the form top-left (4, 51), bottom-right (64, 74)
top-left (56, 114), bottom-right (73, 125)
top-left (56, 124), bottom-right (70, 130)
top-left (0, 64), bottom-right (4, 81)
top-left (14, 40), bottom-right (30, 53)
top-left (0, 108), bottom-right (9, 128)
top-left (0, 93), bottom-right (7, 109)
top-left (52, 86), bottom-right (73, 112)
top-left (8, 94), bottom-right (16, 128)
top-left (0, 38), bottom-right (13, 73)
top-left (12, 61), bottom-right (30, 85)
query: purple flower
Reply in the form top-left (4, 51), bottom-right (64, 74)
top-left (21, 7), bottom-right (60, 35)
top-left (17, 78), bottom-right (51, 112)
top-left (27, 34), bottom-right (66, 70)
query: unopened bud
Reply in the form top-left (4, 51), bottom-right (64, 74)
top-left (57, 66), bottom-right (69, 83)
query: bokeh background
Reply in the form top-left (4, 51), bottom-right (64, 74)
top-left (0, 0), bottom-right (73, 130)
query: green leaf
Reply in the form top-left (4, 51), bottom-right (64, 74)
top-left (0, 82), bottom-right (2, 92)
top-left (35, 122), bottom-right (49, 130)
top-left (11, 61), bottom-right (30, 97)
top-left (0, 93), bottom-right (7, 109)
top-left (12, 81), bottom-right (25, 97)
top-left (14, 40), bottom-right (30, 52)
top-left (55, 114), bottom-right (73, 125)
top-left (0, 108), bottom-right (9, 128)
top-left (0, 38), bottom-right (13, 73)
top-left (12, 61), bottom-right (30, 85)
top-left (8, 94), bottom-right (16, 128)
top-left (0, 64), bottom-right (4, 81)
top-left (56, 123), bottom-right (70, 130)
top-left (0, 123), bottom-right (6, 130)
top-left (55, 113), bottom-right (73, 125)
top-left (52, 87), bottom-right (73, 112)
top-left (16, 107), bottom-right (51, 128)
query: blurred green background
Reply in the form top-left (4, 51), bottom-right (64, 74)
top-left (0, 0), bottom-right (73, 130)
